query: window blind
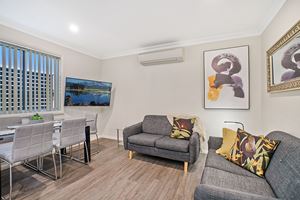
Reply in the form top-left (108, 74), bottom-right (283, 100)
top-left (0, 41), bottom-right (61, 114)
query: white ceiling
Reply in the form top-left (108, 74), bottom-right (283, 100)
top-left (0, 0), bottom-right (286, 59)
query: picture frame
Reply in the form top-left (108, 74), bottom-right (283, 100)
top-left (204, 45), bottom-right (250, 110)
top-left (267, 20), bottom-right (300, 92)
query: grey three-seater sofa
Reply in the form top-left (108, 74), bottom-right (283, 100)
top-left (123, 115), bottom-right (200, 173)
top-left (194, 131), bottom-right (300, 200)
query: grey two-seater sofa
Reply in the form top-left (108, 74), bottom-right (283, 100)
top-left (123, 115), bottom-right (200, 173)
top-left (194, 131), bottom-right (300, 200)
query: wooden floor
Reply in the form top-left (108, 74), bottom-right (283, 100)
top-left (1, 139), bottom-right (206, 200)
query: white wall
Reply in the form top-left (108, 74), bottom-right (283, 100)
top-left (1, 0), bottom-right (298, 141)
top-left (100, 36), bottom-right (263, 139)
top-left (261, 0), bottom-right (300, 137)
top-left (0, 24), bottom-right (103, 128)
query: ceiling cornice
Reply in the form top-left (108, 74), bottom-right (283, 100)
top-left (101, 30), bottom-right (261, 60)
top-left (101, 0), bottom-right (287, 60)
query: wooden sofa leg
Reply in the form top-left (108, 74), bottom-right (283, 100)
top-left (128, 150), bottom-right (133, 159)
top-left (184, 161), bottom-right (188, 174)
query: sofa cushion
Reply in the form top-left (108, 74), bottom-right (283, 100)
top-left (206, 149), bottom-right (257, 178)
top-left (265, 131), bottom-right (300, 199)
top-left (228, 129), bottom-right (280, 177)
top-left (201, 167), bottom-right (276, 198)
top-left (194, 184), bottom-right (277, 200)
top-left (128, 143), bottom-right (190, 162)
top-left (128, 133), bottom-right (164, 147)
top-left (155, 136), bottom-right (189, 153)
top-left (142, 115), bottom-right (172, 135)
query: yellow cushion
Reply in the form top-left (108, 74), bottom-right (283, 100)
top-left (216, 128), bottom-right (237, 158)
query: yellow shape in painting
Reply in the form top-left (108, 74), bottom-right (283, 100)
top-left (208, 75), bottom-right (216, 88)
top-left (208, 88), bottom-right (221, 101)
top-left (207, 75), bottom-right (223, 101)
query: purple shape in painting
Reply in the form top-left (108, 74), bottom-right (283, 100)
top-left (281, 43), bottom-right (300, 82)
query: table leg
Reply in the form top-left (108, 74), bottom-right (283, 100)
top-left (117, 129), bottom-right (119, 147)
top-left (61, 148), bottom-right (67, 155)
top-left (0, 160), bottom-right (2, 199)
top-left (84, 126), bottom-right (91, 163)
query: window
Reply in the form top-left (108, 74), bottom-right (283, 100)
top-left (0, 41), bottom-right (61, 114)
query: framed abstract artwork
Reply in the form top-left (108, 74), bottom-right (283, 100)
top-left (267, 20), bottom-right (300, 92)
top-left (204, 45), bottom-right (249, 109)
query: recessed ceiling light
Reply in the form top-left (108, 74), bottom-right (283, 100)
top-left (69, 23), bottom-right (79, 33)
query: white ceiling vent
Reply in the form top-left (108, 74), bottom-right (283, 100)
top-left (138, 48), bottom-right (184, 66)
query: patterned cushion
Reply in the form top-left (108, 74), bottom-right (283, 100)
top-left (206, 150), bottom-right (258, 178)
top-left (228, 129), bottom-right (280, 177)
top-left (170, 117), bottom-right (195, 140)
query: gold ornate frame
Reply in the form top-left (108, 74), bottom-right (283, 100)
top-left (267, 20), bottom-right (300, 92)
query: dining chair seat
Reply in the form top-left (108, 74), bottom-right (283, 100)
top-left (0, 142), bottom-right (13, 162)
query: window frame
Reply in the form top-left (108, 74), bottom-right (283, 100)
top-left (0, 40), bottom-right (62, 115)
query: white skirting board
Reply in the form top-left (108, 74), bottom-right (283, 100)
top-left (98, 133), bottom-right (124, 146)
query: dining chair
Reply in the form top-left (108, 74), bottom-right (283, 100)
top-left (53, 118), bottom-right (89, 178)
top-left (85, 113), bottom-right (100, 154)
top-left (0, 122), bottom-right (57, 200)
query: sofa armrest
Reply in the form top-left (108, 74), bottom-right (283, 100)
top-left (123, 122), bottom-right (143, 149)
top-left (208, 136), bottom-right (223, 150)
top-left (189, 132), bottom-right (200, 164)
top-left (194, 184), bottom-right (277, 200)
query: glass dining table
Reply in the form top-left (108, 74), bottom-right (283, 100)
top-left (0, 119), bottom-right (93, 160)
top-left (0, 119), bottom-right (93, 198)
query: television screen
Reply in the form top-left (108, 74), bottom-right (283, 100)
top-left (64, 77), bottom-right (112, 106)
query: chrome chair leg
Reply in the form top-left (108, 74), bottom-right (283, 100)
top-left (96, 134), bottom-right (100, 153)
top-left (9, 164), bottom-right (12, 200)
top-left (70, 145), bottom-right (73, 157)
top-left (77, 143), bottom-right (81, 159)
top-left (58, 149), bottom-right (63, 178)
top-left (91, 134), bottom-right (100, 156)
top-left (0, 159), bottom-right (12, 200)
top-left (81, 143), bottom-right (84, 158)
top-left (24, 156), bottom-right (39, 171)
top-left (40, 156), bottom-right (44, 170)
top-left (36, 156), bottom-right (40, 170)
top-left (52, 152), bottom-right (57, 180)
top-left (66, 142), bottom-right (89, 165)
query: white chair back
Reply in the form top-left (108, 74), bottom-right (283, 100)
top-left (60, 118), bottom-right (86, 148)
top-left (85, 113), bottom-right (98, 134)
top-left (12, 122), bottom-right (54, 163)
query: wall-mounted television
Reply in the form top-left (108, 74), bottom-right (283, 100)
top-left (64, 77), bottom-right (112, 106)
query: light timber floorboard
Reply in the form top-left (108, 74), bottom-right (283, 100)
top-left (1, 139), bottom-right (206, 200)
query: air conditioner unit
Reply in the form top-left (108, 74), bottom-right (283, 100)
top-left (138, 48), bottom-right (184, 66)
